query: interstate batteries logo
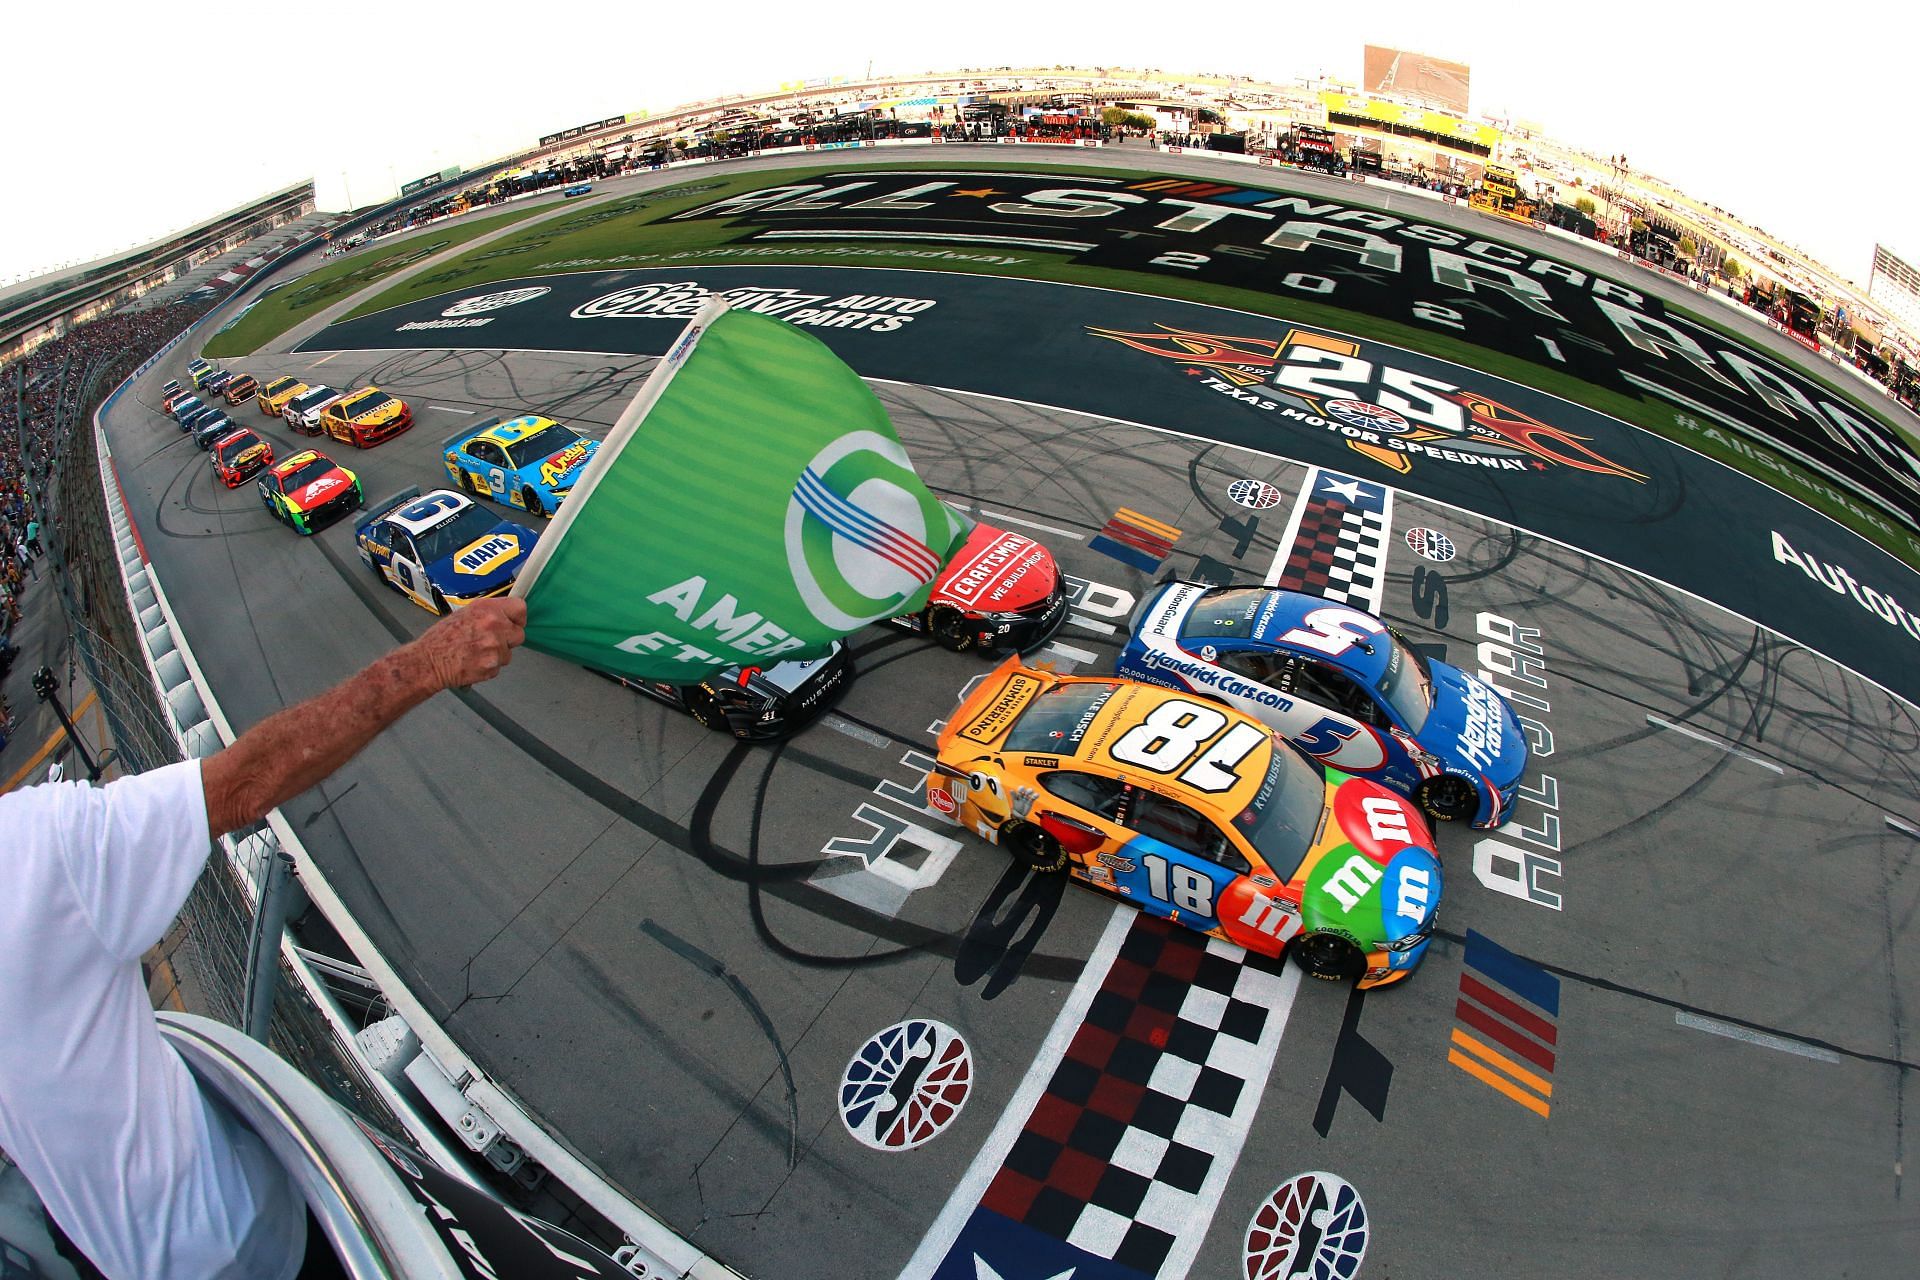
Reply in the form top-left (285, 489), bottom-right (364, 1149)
top-left (1090, 323), bottom-right (1647, 482)
top-left (571, 280), bottom-right (936, 332)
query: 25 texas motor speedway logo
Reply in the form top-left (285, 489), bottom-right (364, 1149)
top-left (1090, 322), bottom-right (1648, 481)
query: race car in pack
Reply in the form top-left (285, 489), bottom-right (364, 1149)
top-left (283, 385), bottom-right (341, 435)
top-left (178, 402), bottom-right (222, 436)
top-left (441, 414), bottom-right (599, 517)
top-left (258, 450), bottom-right (363, 535)
top-left (192, 410), bottom-right (239, 450)
top-left (222, 374), bottom-right (260, 406)
top-left (930, 661), bottom-right (1442, 988)
top-left (171, 394), bottom-right (207, 425)
top-left (256, 376), bottom-right (306, 417)
top-left (160, 378), bottom-right (182, 403)
top-left (186, 358), bottom-right (217, 389)
top-left (355, 488), bottom-right (536, 615)
top-left (202, 370), bottom-right (235, 398)
top-left (594, 642), bottom-right (851, 741)
top-left (887, 522), bottom-right (1067, 654)
top-left (210, 429), bottom-right (274, 487)
top-left (323, 386), bottom-right (413, 448)
top-left (1117, 582), bottom-right (1527, 828)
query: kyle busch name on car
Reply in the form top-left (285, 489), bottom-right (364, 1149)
top-left (571, 281), bottom-right (936, 332)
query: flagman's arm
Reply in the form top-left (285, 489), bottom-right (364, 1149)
top-left (200, 598), bottom-right (526, 837)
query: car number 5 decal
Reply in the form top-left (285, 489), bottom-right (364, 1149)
top-left (1279, 605), bottom-right (1382, 656)
top-left (1108, 699), bottom-right (1268, 793)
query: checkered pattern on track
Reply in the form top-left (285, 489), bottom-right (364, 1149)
top-left (1270, 472), bottom-right (1392, 614)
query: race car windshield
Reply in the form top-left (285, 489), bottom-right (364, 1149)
top-left (504, 423), bottom-right (584, 469)
top-left (341, 392), bottom-right (391, 418)
top-left (217, 435), bottom-right (259, 461)
top-left (1004, 683), bottom-right (1118, 755)
top-left (1179, 588), bottom-right (1264, 639)
top-left (411, 506), bottom-right (505, 563)
top-left (289, 389), bottom-right (332, 411)
top-left (1375, 636), bottom-right (1435, 731)
top-left (279, 459), bottom-right (336, 490)
top-left (1234, 746), bottom-right (1329, 882)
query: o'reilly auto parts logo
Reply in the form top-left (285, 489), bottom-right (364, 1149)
top-left (441, 287), bottom-right (551, 316)
top-left (786, 431), bottom-right (958, 630)
top-left (572, 281), bottom-right (937, 333)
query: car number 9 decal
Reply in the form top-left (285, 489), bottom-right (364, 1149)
top-left (1108, 699), bottom-right (1267, 793)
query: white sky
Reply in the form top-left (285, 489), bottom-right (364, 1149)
top-left (4, 1), bottom-right (1911, 287)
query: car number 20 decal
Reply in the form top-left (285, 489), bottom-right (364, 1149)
top-left (1107, 699), bottom-right (1266, 793)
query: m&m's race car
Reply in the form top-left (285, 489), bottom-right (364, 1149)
top-left (888, 523), bottom-right (1066, 653)
top-left (355, 488), bottom-right (537, 615)
top-left (930, 661), bottom-right (1442, 987)
top-left (1118, 582), bottom-right (1527, 827)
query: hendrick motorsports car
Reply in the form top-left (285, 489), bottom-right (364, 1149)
top-left (282, 385), bottom-right (340, 435)
top-left (258, 450), bottom-right (363, 535)
top-left (595, 643), bottom-right (851, 741)
top-left (187, 359), bottom-right (217, 389)
top-left (355, 488), bottom-right (537, 614)
top-left (210, 429), bottom-right (273, 487)
top-left (930, 662), bottom-right (1442, 987)
top-left (171, 393), bottom-right (207, 424)
top-left (257, 376), bottom-right (306, 416)
top-left (1118, 582), bottom-right (1528, 827)
top-left (887, 522), bottom-right (1067, 653)
top-left (323, 386), bottom-right (413, 448)
top-left (441, 414), bottom-right (598, 517)
top-left (203, 370), bottom-right (235, 397)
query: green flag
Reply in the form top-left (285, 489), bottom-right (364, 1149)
top-left (510, 299), bottom-right (971, 681)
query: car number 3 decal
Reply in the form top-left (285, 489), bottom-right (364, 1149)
top-left (1279, 605), bottom-right (1382, 656)
top-left (1108, 699), bottom-right (1267, 793)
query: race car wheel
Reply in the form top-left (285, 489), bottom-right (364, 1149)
top-left (522, 487), bottom-right (547, 518)
top-left (1292, 932), bottom-right (1365, 983)
top-left (684, 685), bottom-right (729, 734)
top-left (1003, 821), bottom-right (1067, 874)
top-left (430, 587), bottom-right (450, 617)
top-left (929, 606), bottom-right (977, 652)
top-left (1416, 775), bottom-right (1479, 824)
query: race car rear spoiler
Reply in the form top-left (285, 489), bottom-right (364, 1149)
top-left (354, 486), bottom-right (422, 536)
top-left (440, 418), bottom-right (504, 453)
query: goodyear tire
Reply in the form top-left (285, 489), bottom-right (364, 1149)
top-left (929, 605), bottom-right (976, 653)
top-left (685, 685), bottom-right (730, 734)
top-left (1003, 821), bottom-right (1068, 874)
top-left (1291, 932), bottom-right (1365, 983)
top-left (522, 486), bottom-right (546, 518)
top-left (1416, 775), bottom-right (1479, 824)
top-left (430, 587), bottom-right (451, 617)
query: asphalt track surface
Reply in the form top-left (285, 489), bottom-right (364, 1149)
top-left (105, 155), bottom-right (1920, 1277)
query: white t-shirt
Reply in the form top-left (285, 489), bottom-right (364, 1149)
top-left (0, 760), bottom-right (307, 1279)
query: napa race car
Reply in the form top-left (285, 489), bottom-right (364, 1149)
top-left (441, 415), bottom-right (598, 517)
top-left (210, 429), bottom-right (274, 487)
top-left (258, 450), bottom-right (363, 535)
top-left (930, 661), bottom-right (1441, 988)
top-left (887, 522), bottom-right (1067, 653)
top-left (323, 386), bottom-right (413, 448)
top-left (594, 643), bottom-right (851, 741)
top-left (355, 488), bottom-right (537, 614)
top-left (1117, 582), bottom-right (1527, 828)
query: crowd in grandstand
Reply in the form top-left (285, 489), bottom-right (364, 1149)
top-left (0, 298), bottom-right (217, 748)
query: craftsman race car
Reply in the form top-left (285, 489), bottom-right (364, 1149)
top-left (210, 429), bottom-right (274, 487)
top-left (257, 376), bottom-right (307, 416)
top-left (355, 488), bottom-right (537, 614)
top-left (932, 662), bottom-right (1441, 986)
top-left (595, 642), bottom-right (852, 741)
top-left (887, 522), bottom-right (1067, 654)
top-left (441, 414), bottom-right (599, 517)
top-left (1117, 582), bottom-right (1528, 828)
top-left (322, 386), bottom-right (413, 448)
top-left (257, 449), bottom-right (364, 535)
